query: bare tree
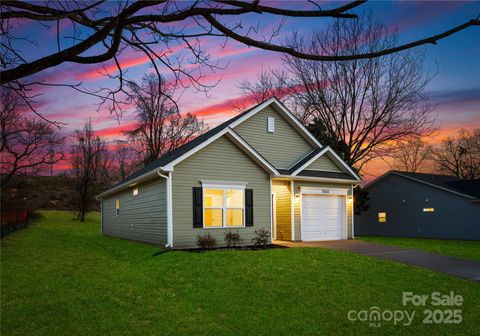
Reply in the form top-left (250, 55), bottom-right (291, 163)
top-left (126, 73), bottom-right (207, 165)
top-left (431, 129), bottom-right (480, 180)
top-left (1, 1), bottom-right (478, 118)
top-left (112, 140), bottom-right (139, 181)
top-left (0, 89), bottom-right (64, 187)
top-left (393, 136), bottom-right (432, 173)
top-left (241, 14), bottom-right (436, 171)
top-left (71, 120), bottom-right (110, 222)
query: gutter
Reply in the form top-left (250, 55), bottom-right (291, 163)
top-left (96, 169), bottom-right (160, 198)
top-left (157, 169), bottom-right (173, 248)
top-left (275, 175), bottom-right (361, 184)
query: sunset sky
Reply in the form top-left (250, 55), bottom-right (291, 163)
top-left (14, 1), bottom-right (480, 179)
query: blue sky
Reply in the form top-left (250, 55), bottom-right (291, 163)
top-left (12, 1), bottom-right (480, 175)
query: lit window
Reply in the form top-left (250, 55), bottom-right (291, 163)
top-left (267, 117), bottom-right (275, 133)
top-left (423, 208), bottom-right (435, 212)
top-left (115, 199), bottom-right (120, 216)
top-left (204, 188), bottom-right (244, 227)
top-left (378, 212), bottom-right (387, 223)
top-left (133, 188), bottom-right (139, 196)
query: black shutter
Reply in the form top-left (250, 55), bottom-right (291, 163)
top-left (245, 189), bottom-right (253, 226)
top-left (193, 187), bottom-right (203, 228)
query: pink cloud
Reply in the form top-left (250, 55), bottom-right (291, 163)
top-left (95, 122), bottom-right (137, 138)
top-left (75, 44), bottom-right (186, 81)
top-left (190, 95), bottom-right (255, 118)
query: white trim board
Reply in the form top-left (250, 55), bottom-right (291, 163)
top-left (162, 128), bottom-right (279, 175)
top-left (291, 146), bottom-right (361, 181)
top-left (201, 180), bottom-right (248, 189)
top-left (97, 98), bottom-right (361, 198)
top-left (291, 147), bottom-right (329, 175)
top-left (228, 97), bottom-right (322, 148)
top-left (301, 186), bottom-right (349, 196)
top-left (202, 186), bottom-right (246, 229)
top-left (225, 129), bottom-right (279, 175)
top-left (275, 175), bottom-right (359, 184)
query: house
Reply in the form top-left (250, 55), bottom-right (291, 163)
top-left (97, 98), bottom-right (361, 248)
top-left (355, 170), bottom-right (480, 240)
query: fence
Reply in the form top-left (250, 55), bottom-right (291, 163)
top-left (1, 210), bottom-right (30, 238)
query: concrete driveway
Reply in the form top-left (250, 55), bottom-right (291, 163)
top-left (274, 240), bottom-right (480, 282)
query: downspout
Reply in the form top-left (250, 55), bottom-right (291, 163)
top-left (157, 169), bottom-right (173, 248)
top-left (351, 184), bottom-right (355, 239)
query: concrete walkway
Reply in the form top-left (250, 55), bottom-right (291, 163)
top-left (274, 240), bottom-right (480, 283)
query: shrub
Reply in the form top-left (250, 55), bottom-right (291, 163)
top-left (224, 230), bottom-right (242, 247)
top-left (251, 228), bottom-right (270, 248)
top-left (196, 232), bottom-right (216, 249)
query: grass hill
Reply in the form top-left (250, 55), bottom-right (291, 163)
top-left (1, 174), bottom-right (81, 211)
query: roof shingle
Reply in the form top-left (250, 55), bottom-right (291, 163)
top-left (392, 171), bottom-right (480, 199)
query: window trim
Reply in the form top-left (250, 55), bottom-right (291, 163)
top-left (267, 116), bottom-right (275, 133)
top-left (202, 184), bottom-right (246, 229)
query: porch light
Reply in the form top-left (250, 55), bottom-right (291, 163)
top-left (295, 193), bottom-right (301, 201)
top-left (347, 196), bottom-right (353, 204)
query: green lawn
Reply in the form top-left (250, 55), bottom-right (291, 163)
top-left (358, 236), bottom-right (480, 262)
top-left (2, 211), bottom-right (480, 336)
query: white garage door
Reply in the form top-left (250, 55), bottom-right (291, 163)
top-left (302, 194), bottom-right (344, 241)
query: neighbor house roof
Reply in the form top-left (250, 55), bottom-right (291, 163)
top-left (367, 170), bottom-right (480, 200)
top-left (98, 97), bottom-right (360, 198)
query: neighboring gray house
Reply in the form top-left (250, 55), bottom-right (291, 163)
top-left (355, 171), bottom-right (480, 240)
top-left (97, 98), bottom-right (361, 248)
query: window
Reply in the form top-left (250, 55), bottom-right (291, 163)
top-left (115, 199), bottom-right (120, 216)
top-left (423, 208), bottom-right (435, 212)
top-left (267, 117), bottom-right (275, 133)
top-left (204, 188), bottom-right (244, 227)
top-left (133, 188), bottom-right (139, 196)
top-left (378, 212), bottom-right (386, 223)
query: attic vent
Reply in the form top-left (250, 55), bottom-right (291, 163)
top-left (267, 117), bottom-right (275, 133)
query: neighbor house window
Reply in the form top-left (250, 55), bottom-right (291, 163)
top-left (204, 188), bottom-right (244, 227)
top-left (133, 188), bottom-right (139, 196)
top-left (423, 208), bottom-right (435, 212)
top-left (267, 117), bottom-right (275, 133)
top-left (378, 212), bottom-right (387, 223)
top-left (115, 199), bottom-right (120, 216)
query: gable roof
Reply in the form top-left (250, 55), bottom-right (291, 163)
top-left (367, 170), bottom-right (480, 200)
top-left (287, 146), bottom-right (361, 181)
top-left (102, 102), bottom-right (259, 192)
top-left (228, 97), bottom-right (322, 148)
top-left (99, 97), bottom-right (360, 197)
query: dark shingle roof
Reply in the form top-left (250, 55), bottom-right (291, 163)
top-left (287, 147), bottom-right (324, 173)
top-left (102, 98), bottom-right (359, 196)
top-left (447, 180), bottom-right (480, 198)
top-left (298, 170), bottom-right (358, 180)
top-left (392, 171), bottom-right (480, 199)
top-left (277, 149), bottom-right (357, 180)
top-left (107, 104), bottom-right (256, 191)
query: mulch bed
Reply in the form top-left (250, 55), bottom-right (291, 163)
top-left (152, 244), bottom-right (288, 256)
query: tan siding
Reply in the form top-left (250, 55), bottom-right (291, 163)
top-left (234, 105), bottom-right (314, 169)
top-left (172, 135), bottom-right (271, 248)
top-left (304, 154), bottom-right (342, 172)
top-left (292, 181), bottom-right (354, 240)
top-left (272, 180), bottom-right (292, 241)
top-left (102, 177), bottom-right (167, 245)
